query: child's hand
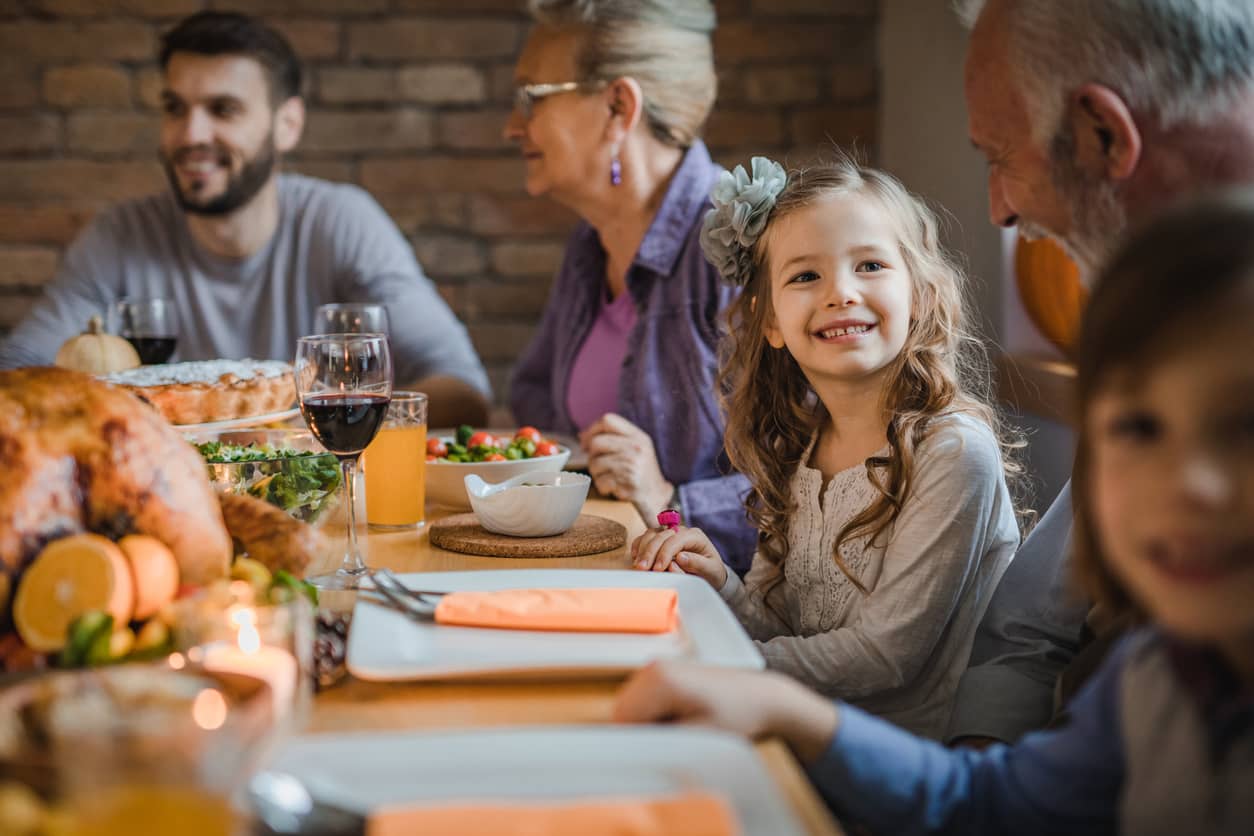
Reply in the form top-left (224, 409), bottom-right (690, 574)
top-left (630, 525), bottom-right (728, 588)
top-left (613, 662), bottom-right (840, 765)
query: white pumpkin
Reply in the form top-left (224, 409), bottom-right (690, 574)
top-left (54, 316), bottom-right (141, 374)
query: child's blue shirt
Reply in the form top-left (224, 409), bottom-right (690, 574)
top-left (810, 627), bottom-right (1254, 835)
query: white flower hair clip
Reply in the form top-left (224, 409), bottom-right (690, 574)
top-left (699, 156), bottom-right (788, 285)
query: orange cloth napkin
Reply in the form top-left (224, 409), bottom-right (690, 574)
top-left (432, 588), bottom-right (679, 634)
top-left (366, 792), bottom-right (737, 836)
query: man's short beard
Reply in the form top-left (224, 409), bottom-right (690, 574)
top-left (162, 139), bottom-right (278, 217)
top-left (1040, 127), bottom-right (1128, 285)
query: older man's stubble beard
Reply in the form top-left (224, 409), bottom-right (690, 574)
top-left (1019, 127), bottom-right (1128, 286)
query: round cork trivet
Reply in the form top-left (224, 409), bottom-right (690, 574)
top-left (428, 513), bottom-right (627, 558)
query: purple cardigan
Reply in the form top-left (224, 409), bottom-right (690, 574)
top-left (509, 141), bottom-right (755, 573)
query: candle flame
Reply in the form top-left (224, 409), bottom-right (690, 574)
top-left (231, 607), bottom-right (262, 654)
top-left (192, 688), bottom-right (227, 731)
top-left (238, 624), bottom-right (261, 654)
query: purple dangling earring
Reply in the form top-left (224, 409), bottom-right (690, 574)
top-left (610, 156), bottom-right (622, 186)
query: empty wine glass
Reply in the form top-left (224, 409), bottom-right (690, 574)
top-left (295, 333), bottom-right (392, 590)
top-left (115, 298), bottom-right (178, 364)
top-left (314, 303), bottom-right (389, 335)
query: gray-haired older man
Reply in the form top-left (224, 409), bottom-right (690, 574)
top-left (948, 0), bottom-right (1254, 745)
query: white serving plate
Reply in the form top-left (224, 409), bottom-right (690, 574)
top-left (268, 725), bottom-right (806, 836)
top-left (347, 569), bottom-right (763, 681)
top-left (176, 406), bottom-right (301, 434)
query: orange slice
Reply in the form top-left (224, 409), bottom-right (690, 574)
top-left (13, 534), bottom-right (135, 653)
top-left (118, 535), bottom-right (180, 620)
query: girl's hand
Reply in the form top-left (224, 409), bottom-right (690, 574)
top-left (580, 413), bottom-right (673, 513)
top-left (631, 525), bottom-right (728, 589)
top-left (613, 662), bottom-right (841, 765)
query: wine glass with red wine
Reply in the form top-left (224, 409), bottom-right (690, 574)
top-left (115, 298), bottom-right (178, 364)
top-left (295, 333), bottom-right (392, 590)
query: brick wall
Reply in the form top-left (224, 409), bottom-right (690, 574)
top-left (0, 0), bottom-right (879, 405)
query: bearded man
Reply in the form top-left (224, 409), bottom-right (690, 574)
top-left (0, 11), bottom-right (491, 427)
top-left (949, 0), bottom-right (1254, 745)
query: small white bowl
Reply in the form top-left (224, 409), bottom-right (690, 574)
top-left (465, 471), bottom-right (590, 537)
top-left (425, 441), bottom-right (571, 510)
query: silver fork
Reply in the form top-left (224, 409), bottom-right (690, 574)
top-left (359, 583), bottom-right (437, 621)
top-left (373, 568), bottom-right (449, 601)
top-left (359, 569), bottom-right (446, 620)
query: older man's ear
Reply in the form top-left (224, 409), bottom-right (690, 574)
top-left (1069, 83), bottom-right (1142, 182)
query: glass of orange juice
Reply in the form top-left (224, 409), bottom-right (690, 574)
top-left (362, 390), bottom-right (428, 529)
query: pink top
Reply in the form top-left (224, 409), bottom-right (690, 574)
top-left (565, 287), bottom-right (638, 430)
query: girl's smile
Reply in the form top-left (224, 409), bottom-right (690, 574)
top-left (812, 318), bottom-right (878, 342)
top-left (1144, 536), bottom-right (1254, 584)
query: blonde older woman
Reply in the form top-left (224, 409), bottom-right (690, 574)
top-left (505, 0), bottom-right (754, 572)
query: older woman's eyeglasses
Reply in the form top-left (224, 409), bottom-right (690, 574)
top-left (513, 81), bottom-right (605, 118)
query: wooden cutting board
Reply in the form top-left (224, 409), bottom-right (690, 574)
top-left (428, 513), bottom-right (627, 558)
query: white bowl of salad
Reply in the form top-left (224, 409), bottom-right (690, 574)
top-left (425, 425), bottom-right (570, 510)
top-left (190, 429), bottom-right (343, 526)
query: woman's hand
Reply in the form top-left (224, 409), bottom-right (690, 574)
top-left (631, 525), bottom-right (728, 588)
top-left (613, 662), bottom-right (841, 765)
top-left (580, 413), bottom-right (673, 513)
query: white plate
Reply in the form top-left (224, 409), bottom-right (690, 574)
top-left (269, 725), bottom-right (806, 836)
top-left (176, 407), bottom-right (301, 433)
top-left (347, 569), bottom-right (763, 681)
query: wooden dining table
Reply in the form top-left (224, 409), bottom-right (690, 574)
top-left (305, 496), bottom-right (844, 836)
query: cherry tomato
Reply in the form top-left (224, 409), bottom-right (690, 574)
top-left (535, 441), bottom-right (560, 457)
top-left (426, 438), bottom-right (448, 458)
top-left (467, 431), bottom-right (497, 449)
top-left (426, 454), bottom-right (437, 462)
top-left (484, 452), bottom-right (507, 462)
top-left (514, 426), bottom-right (543, 444)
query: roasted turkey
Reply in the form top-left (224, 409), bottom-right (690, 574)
top-left (217, 492), bottom-right (323, 576)
top-left (0, 367), bottom-right (232, 585)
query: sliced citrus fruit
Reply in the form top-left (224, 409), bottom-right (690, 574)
top-left (13, 534), bottom-right (135, 653)
top-left (118, 535), bottom-right (179, 620)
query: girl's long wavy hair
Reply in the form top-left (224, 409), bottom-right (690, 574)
top-left (719, 152), bottom-right (1024, 591)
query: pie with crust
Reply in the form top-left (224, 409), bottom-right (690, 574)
top-left (101, 359), bottom-right (294, 426)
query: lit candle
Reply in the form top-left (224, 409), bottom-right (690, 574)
top-left (199, 608), bottom-right (298, 720)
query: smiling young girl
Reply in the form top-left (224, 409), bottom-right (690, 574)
top-left (632, 154), bottom-right (1021, 738)
top-left (616, 193), bottom-right (1254, 834)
